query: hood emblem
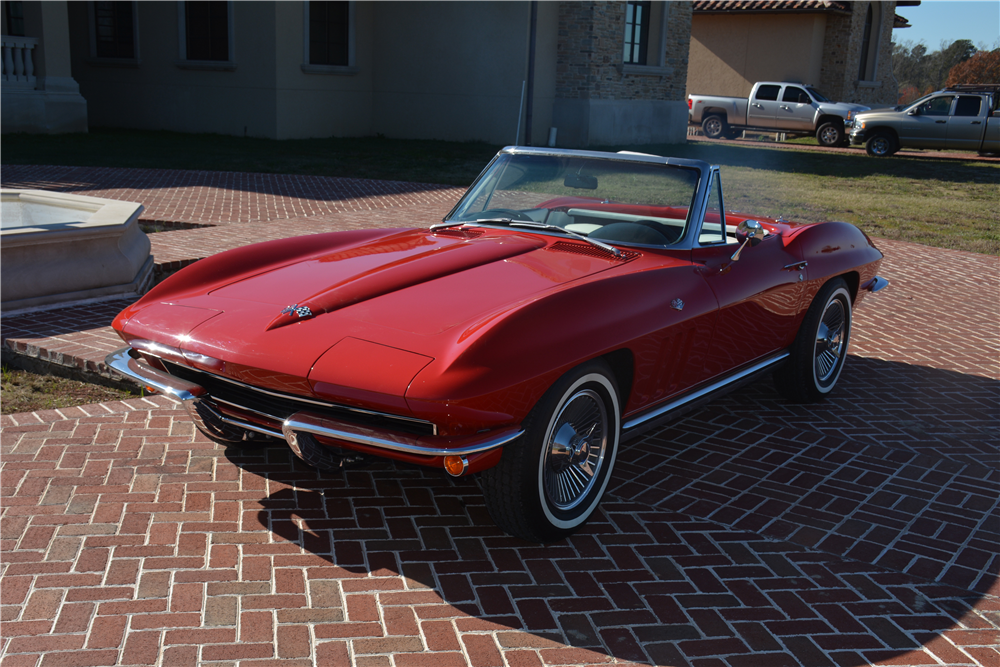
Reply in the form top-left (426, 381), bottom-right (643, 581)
top-left (671, 299), bottom-right (684, 311)
top-left (281, 304), bottom-right (313, 319)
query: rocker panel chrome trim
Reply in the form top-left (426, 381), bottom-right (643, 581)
top-left (623, 351), bottom-right (790, 433)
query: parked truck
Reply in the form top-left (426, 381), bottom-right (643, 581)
top-left (849, 84), bottom-right (1000, 157)
top-left (688, 81), bottom-right (870, 147)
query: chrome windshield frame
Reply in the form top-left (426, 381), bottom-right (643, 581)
top-left (440, 147), bottom-right (713, 252)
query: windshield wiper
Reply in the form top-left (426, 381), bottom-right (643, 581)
top-left (430, 217), bottom-right (516, 231)
top-left (508, 221), bottom-right (622, 258)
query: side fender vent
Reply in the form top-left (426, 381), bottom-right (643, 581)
top-left (549, 241), bottom-right (638, 262)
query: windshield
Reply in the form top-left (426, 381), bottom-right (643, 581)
top-left (445, 153), bottom-right (700, 247)
top-left (899, 93), bottom-right (937, 111)
top-left (807, 87), bottom-right (830, 102)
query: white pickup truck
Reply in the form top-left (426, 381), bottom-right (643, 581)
top-left (688, 81), bottom-right (870, 147)
top-left (849, 85), bottom-right (1000, 157)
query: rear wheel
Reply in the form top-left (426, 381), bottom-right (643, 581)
top-left (816, 122), bottom-right (845, 148)
top-left (865, 131), bottom-right (897, 157)
top-left (702, 115), bottom-right (728, 140)
top-left (480, 361), bottom-right (621, 543)
top-left (774, 279), bottom-right (852, 403)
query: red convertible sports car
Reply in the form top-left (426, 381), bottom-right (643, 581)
top-left (108, 147), bottom-right (887, 542)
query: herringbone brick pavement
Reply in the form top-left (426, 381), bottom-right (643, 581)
top-left (0, 165), bottom-right (464, 226)
top-left (1, 398), bottom-right (998, 667)
top-left (2, 165), bottom-right (997, 666)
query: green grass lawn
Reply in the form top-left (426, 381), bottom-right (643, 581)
top-left (3, 128), bottom-right (997, 254)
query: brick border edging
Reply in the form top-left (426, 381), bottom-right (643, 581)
top-left (1, 341), bottom-right (140, 393)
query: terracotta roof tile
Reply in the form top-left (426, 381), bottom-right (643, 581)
top-left (692, 1), bottom-right (852, 14)
top-left (693, 1), bottom-right (913, 28)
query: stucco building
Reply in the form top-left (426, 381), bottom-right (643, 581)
top-left (2, 1), bottom-right (693, 147)
top-left (688, 0), bottom-right (916, 107)
top-left (1, 0), bottom-right (88, 133)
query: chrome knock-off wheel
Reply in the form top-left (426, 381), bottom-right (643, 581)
top-left (479, 361), bottom-right (621, 543)
top-left (773, 278), bottom-right (852, 403)
top-left (814, 299), bottom-right (846, 383)
top-left (543, 389), bottom-right (608, 511)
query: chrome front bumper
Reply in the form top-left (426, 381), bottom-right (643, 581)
top-left (106, 347), bottom-right (523, 469)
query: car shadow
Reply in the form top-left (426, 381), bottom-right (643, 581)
top-left (223, 357), bottom-right (998, 666)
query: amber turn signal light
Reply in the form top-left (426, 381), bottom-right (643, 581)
top-left (443, 455), bottom-right (468, 477)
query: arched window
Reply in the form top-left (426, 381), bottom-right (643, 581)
top-left (857, 3), bottom-right (882, 81)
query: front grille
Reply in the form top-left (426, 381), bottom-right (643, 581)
top-left (162, 361), bottom-right (435, 437)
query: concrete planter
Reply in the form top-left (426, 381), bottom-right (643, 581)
top-left (1, 189), bottom-right (151, 312)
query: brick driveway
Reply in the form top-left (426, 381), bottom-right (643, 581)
top-left (1, 165), bottom-right (998, 666)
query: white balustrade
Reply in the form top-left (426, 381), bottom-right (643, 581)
top-left (2, 35), bottom-right (38, 89)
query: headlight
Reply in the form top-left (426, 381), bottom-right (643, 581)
top-left (846, 111), bottom-right (855, 121)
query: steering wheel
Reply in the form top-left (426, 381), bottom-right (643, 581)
top-left (476, 208), bottom-right (534, 222)
top-left (635, 219), bottom-right (683, 244)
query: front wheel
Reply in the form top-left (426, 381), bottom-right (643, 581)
top-left (865, 132), bottom-right (897, 157)
top-left (774, 279), bottom-right (852, 403)
top-left (480, 361), bottom-right (621, 543)
top-left (816, 122), bottom-right (845, 148)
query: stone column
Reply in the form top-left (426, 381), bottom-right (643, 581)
top-left (1, 1), bottom-right (88, 134)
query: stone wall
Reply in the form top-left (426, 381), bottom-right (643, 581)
top-left (819, 1), bottom-right (898, 106)
top-left (556, 1), bottom-right (690, 102)
top-left (663, 2), bottom-right (693, 102)
top-left (553, 1), bottom-right (692, 147)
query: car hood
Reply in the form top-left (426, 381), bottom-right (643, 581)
top-left (818, 102), bottom-right (870, 114)
top-left (855, 107), bottom-right (905, 120)
top-left (122, 228), bottom-right (633, 377)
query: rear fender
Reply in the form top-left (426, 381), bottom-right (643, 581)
top-left (787, 221), bottom-right (884, 302)
top-left (702, 107), bottom-right (729, 123)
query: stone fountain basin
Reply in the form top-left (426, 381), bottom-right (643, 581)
top-left (1, 189), bottom-right (151, 312)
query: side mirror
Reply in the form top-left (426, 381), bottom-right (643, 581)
top-left (731, 220), bottom-right (765, 261)
top-left (908, 107), bottom-right (920, 116)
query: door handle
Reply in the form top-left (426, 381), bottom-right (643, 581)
top-left (935, 120), bottom-right (946, 124)
top-left (780, 105), bottom-right (789, 110)
top-left (972, 121), bottom-right (982, 124)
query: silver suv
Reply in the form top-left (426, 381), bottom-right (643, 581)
top-left (849, 85), bottom-right (1000, 157)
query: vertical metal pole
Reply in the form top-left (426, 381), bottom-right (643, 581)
top-left (516, 80), bottom-right (526, 146)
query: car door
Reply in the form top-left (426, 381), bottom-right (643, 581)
top-left (748, 84), bottom-right (781, 129)
top-left (947, 95), bottom-right (987, 149)
top-left (900, 94), bottom-right (954, 148)
top-left (777, 85), bottom-right (816, 132)
top-left (690, 170), bottom-right (808, 378)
